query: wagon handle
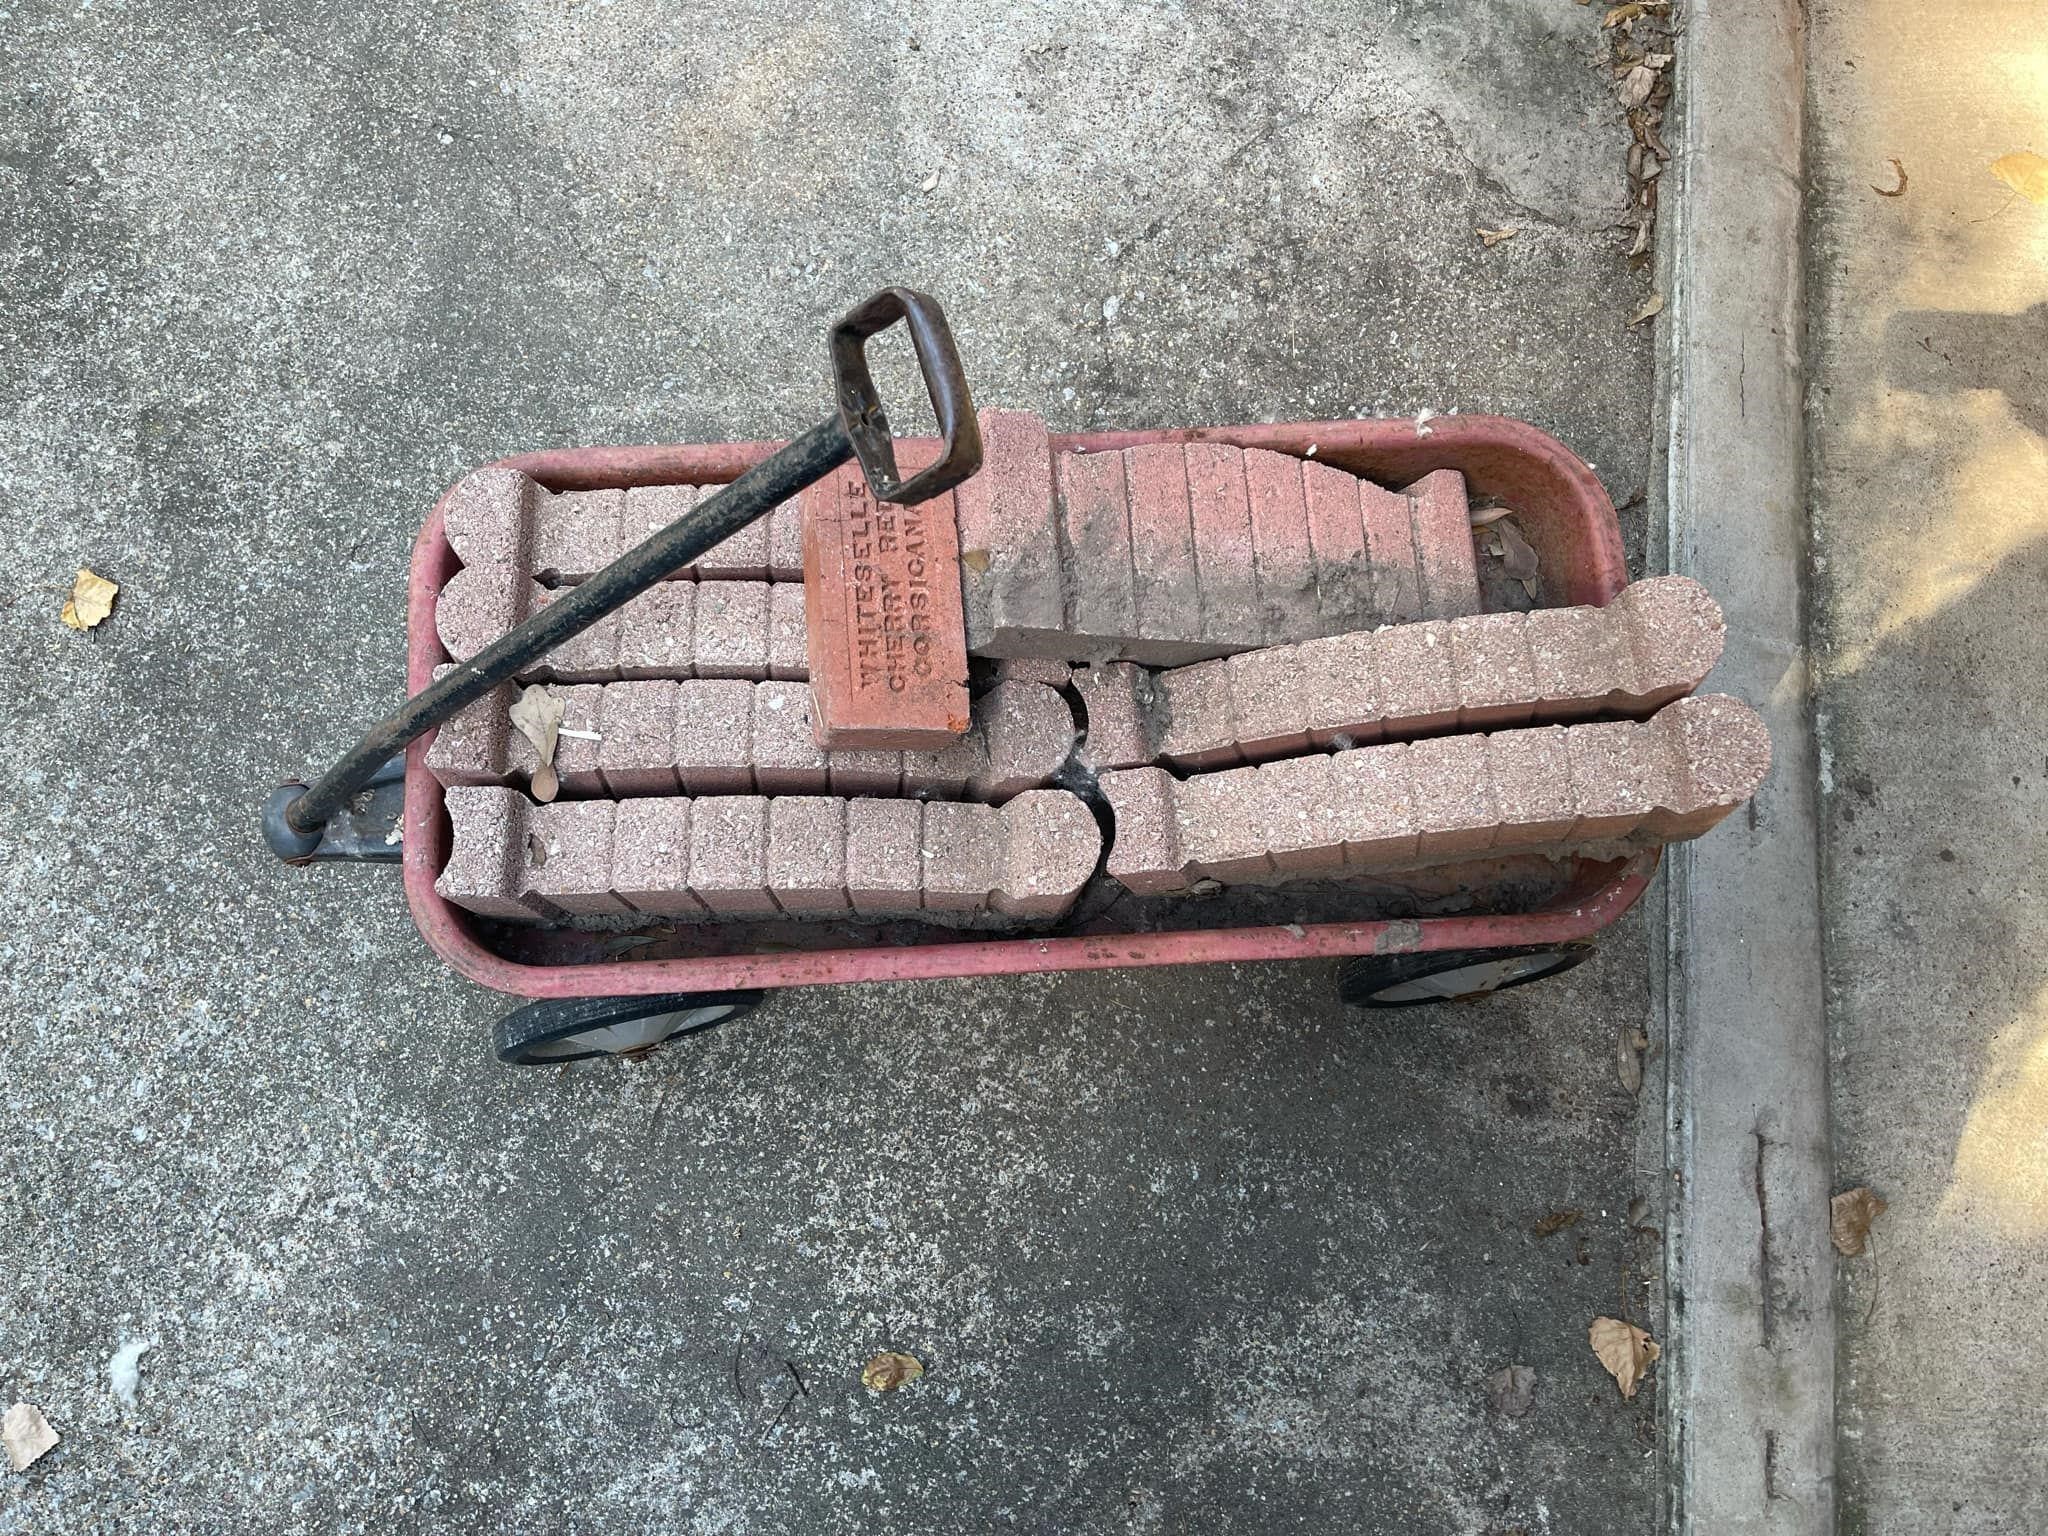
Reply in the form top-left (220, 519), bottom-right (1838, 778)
top-left (262, 287), bottom-right (982, 862)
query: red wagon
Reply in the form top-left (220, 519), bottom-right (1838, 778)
top-left (268, 291), bottom-right (1654, 1064)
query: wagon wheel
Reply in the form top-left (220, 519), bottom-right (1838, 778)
top-left (1337, 945), bottom-right (1593, 1008)
top-left (495, 991), bottom-right (767, 1064)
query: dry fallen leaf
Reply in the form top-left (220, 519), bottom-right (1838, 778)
top-left (861, 1351), bottom-right (924, 1392)
top-left (1990, 151), bottom-right (2048, 204)
top-left (1872, 158), bottom-right (1908, 197)
top-left (1617, 1023), bottom-right (1645, 1093)
top-left (1477, 227), bottom-right (1520, 248)
top-left (1532, 1207), bottom-right (1584, 1238)
top-left (3, 1402), bottom-right (58, 1473)
top-left (1589, 1317), bottom-right (1660, 1399)
top-left (1617, 64), bottom-right (1660, 110)
top-left (60, 568), bottom-right (118, 631)
top-left (1494, 518), bottom-right (1541, 581)
top-left (1629, 291), bottom-right (1666, 327)
top-left (509, 684), bottom-right (566, 803)
top-left (1831, 1186), bottom-right (1888, 1257)
top-left (1602, 1), bottom-right (1667, 25)
top-left (1487, 1364), bottom-right (1536, 1418)
top-left (961, 547), bottom-right (992, 575)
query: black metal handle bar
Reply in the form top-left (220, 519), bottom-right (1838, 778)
top-left (263, 287), bottom-right (982, 862)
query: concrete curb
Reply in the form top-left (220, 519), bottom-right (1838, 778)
top-left (1652, 1), bottom-right (1834, 1531)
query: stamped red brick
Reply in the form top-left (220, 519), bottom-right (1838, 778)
top-left (802, 460), bottom-right (971, 748)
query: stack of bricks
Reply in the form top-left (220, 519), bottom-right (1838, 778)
top-left (1067, 576), bottom-right (1726, 772)
top-left (435, 466), bottom-right (809, 683)
top-left (1098, 694), bottom-right (1771, 894)
top-left (953, 410), bottom-right (1482, 664)
top-left (438, 785), bottom-right (1100, 925)
top-left (428, 676), bottom-right (1077, 804)
top-left (429, 442), bottom-right (1769, 930)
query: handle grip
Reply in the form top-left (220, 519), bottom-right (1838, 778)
top-left (829, 286), bottom-right (983, 505)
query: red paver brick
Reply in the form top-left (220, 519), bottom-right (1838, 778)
top-left (1563, 719), bottom-right (1675, 843)
top-left (1183, 442), bottom-right (1262, 651)
top-left (1484, 725), bottom-right (1577, 852)
top-left (953, 408), bottom-right (1068, 658)
top-left (435, 564), bottom-right (529, 665)
top-left (1359, 481), bottom-right (1423, 623)
top-left (1407, 733), bottom-right (1497, 860)
top-left (688, 795), bottom-right (778, 916)
top-left (549, 684), bottom-right (607, 796)
top-left (1328, 743), bottom-right (1419, 869)
top-left (1403, 469), bottom-right (1481, 619)
top-left (1225, 645), bottom-right (1315, 759)
top-left (1244, 448), bottom-right (1322, 645)
top-left (1056, 448), bottom-right (1139, 649)
top-left (674, 679), bottom-right (754, 795)
top-left (766, 796), bottom-right (849, 912)
top-left (752, 681), bottom-right (829, 794)
top-left (1613, 576), bottom-right (1726, 710)
top-left (599, 680), bottom-right (681, 796)
top-left (1655, 693), bottom-right (1772, 837)
top-left (442, 468), bottom-right (537, 572)
top-left (845, 798), bottom-right (924, 916)
top-left (1525, 602), bottom-right (1633, 718)
top-left (969, 680), bottom-right (1078, 800)
top-left (1175, 769), bottom-right (1273, 884)
top-left (1258, 755), bottom-right (1347, 877)
top-left (767, 581), bottom-right (808, 681)
top-left (1370, 620), bottom-right (1461, 735)
top-left (1449, 610), bottom-right (1537, 729)
top-left (527, 586), bottom-right (626, 683)
top-left (1043, 580), bottom-right (1726, 779)
top-left (1301, 458), bottom-right (1373, 634)
top-left (1123, 442), bottom-right (1208, 665)
top-left (826, 746), bottom-right (902, 797)
top-left (694, 503), bottom-right (771, 580)
top-left (765, 499), bottom-right (806, 582)
top-left (802, 460), bottom-right (972, 748)
top-left (425, 670), bottom-right (517, 787)
top-left (992, 789), bottom-right (1102, 921)
top-left (1099, 767), bottom-right (1189, 895)
top-left (1153, 656), bottom-right (1241, 770)
top-left (524, 799), bottom-right (628, 915)
top-left (617, 581), bottom-right (696, 680)
top-left (620, 484), bottom-right (700, 573)
top-left (691, 580), bottom-right (771, 680)
top-left (921, 801), bottom-right (1004, 913)
top-left (1072, 662), bottom-right (1157, 773)
top-left (536, 489), bottom-right (624, 585)
top-left (1300, 632), bottom-right (1381, 748)
top-left (611, 798), bottom-right (701, 915)
top-left (436, 786), bottom-right (533, 918)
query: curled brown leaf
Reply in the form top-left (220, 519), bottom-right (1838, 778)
top-left (1830, 1186), bottom-right (1888, 1256)
top-left (1589, 1317), bottom-right (1660, 1399)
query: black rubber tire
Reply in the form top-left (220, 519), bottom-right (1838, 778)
top-left (494, 990), bottom-right (767, 1065)
top-left (1338, 944), bottom-right (1593, 1009)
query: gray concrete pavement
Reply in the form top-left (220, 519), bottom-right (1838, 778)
top-left (1, 2), bottom-right (1666, 1530)
top-left (1808, 3), bottom-right (2048, 1530)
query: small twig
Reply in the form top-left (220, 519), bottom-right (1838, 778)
top-left (785, 1360), bottom-right (809, 1397)
top-left (732, 1333), bottom-right (746, 1406)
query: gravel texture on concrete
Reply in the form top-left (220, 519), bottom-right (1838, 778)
top-left (1, 1), bottom-right (1661, 1529)
top-left (1809, 3), bottom-right (2048, 1531)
